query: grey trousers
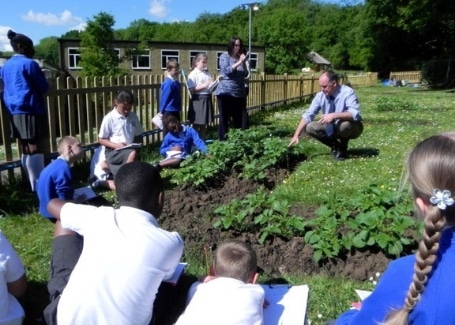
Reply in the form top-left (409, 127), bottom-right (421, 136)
top-left (306, 120), bottom-right (363, 141)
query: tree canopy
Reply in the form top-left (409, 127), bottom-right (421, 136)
top-left (79, 12), bottom-right (124, 77)
top-left (35, 0), bottom-right (455, 78)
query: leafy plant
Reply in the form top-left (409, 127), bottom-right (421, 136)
top-left (372, 96), bottom-right (420, 112)
top-left (213, 187), bottom-right (304, 244)
top-left (303, 205), bottom-right (349, 263)
top-left (301, 183), bottom-right (417, 262)
top-left (171, 126), bottom-right (302, 187)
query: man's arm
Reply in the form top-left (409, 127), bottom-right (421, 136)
top-left (289, 93), bottom-right (324, 146)
top-left (289, 119), bottom-right (308, 146)
top-left (319, 111), bottom-right (354, 124)
top-left (345, 90), bottom-right (361, 121)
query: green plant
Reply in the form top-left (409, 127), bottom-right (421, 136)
top-left (303, 204), bottom-right (349, 263)
top-left (371, 95), bottom-right (420, 112)
top-left (214, 187), bottom-right (304, 243)
top-left (171, 126), bottom-right (302, 187)
top-left (345, 184), bottom-right (415, 256)
top-left (302, 183), bottom-right (417, 262)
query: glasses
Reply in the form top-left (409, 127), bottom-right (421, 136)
top-left (234, 43), bottom-right (242, 47)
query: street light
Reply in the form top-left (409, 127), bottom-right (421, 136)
top-left (241, 3), bottom-right (260, 60)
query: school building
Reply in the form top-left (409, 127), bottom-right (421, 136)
top-left (57, 39), bottom-right (266, 78)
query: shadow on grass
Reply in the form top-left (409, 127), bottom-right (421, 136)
top-left (0, 178), bottom-right (38, 215)
top-left (349, 147), bottom-right (380, 158)
top-left (151, 273), bottom-right (198, 325)
top-left (19, 275), bottom-right (199, 325)
top-left (21, 280), bottom-right (48, 324)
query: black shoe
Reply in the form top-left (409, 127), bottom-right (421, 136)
top-left (331, 141), bottom-right (340, 158)
top-left (333, 149), bottom-right (348, 161)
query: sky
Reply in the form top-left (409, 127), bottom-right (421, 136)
top-left (0, 0), bottom-right (275, 51)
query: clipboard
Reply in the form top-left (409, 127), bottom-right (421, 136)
top-left (261, 284), bottom-right (309, 325)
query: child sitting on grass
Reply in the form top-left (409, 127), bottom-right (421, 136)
top-left (331, 132), bottom-right (455, 325)
top-left (155, 115), bottom-right (208, 170)
top-left (175, 240), bottom-right (264, 325)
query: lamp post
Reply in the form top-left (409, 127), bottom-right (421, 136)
top-left (241, 3), bottom-right (259, 58)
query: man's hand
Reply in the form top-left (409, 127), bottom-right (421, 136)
top-left (319, 113), bottom-right (336, 124)
top-left (288, 135), bottom-right (300, 147)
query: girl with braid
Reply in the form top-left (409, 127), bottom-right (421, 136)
top-left (333, 132), bottom-right (455, 325)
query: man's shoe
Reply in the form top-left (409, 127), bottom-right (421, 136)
top-left (334, 150), bottom-right (348, 161)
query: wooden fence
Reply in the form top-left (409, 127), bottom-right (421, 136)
top-left (389, 71), bottom-right (422, 84)
top-left (0, 72), bottom-right (377, 178)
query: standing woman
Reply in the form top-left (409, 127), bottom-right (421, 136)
top-left (187, 53), bottom-right (214, 140)
top-left (0, 30), bottom-right (49, 191)
top-left (215, 37), bottom-right (248, 140)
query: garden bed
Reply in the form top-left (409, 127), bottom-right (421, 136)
top-left (161, 162), bottom-right (393, 283)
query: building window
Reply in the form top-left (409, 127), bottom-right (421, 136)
top-left (161, 50), bottom-right (179, 69)
top-left (68, 48), bottom-right (81, 69)
top-left (189, 50), bottom-right (207, 68)
top-left (216, 51), bottom-right (225, 71)
top-left (114, 48), bottom-right (121, 59)
top-left (249, 52), bottom-right (258, 70)
top-left (131, 49), bottom-right (151, 70)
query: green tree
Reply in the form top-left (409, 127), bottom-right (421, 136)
top-left (116, 19), bottom-right (160, 41)
top-left (79, 12), bottom-right (124, 77)
top-left (61, 30), bottom-right (83, 39)
top-left (34, 37), bottom-right (60, 67)
top-left (365, 0), bottom-right (455, 76)
top-left (256, 6), bottom-right (309, 73)
top-left (191, 13), bottom-right (232, 43)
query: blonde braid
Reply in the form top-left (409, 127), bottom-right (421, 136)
top-left (381, 133), bottom-right (455, 325)
top-left (381, 205), bottom-right (447, 325)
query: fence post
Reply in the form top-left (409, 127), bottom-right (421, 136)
top-left (310, 74), bottom-right (315, 95)
top-left (260, 72), bottom-right (266, 111)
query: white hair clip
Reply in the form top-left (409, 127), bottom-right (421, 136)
top-left (430, 189), bottom-right (455, 210)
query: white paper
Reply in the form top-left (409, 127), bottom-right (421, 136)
top-left (152, 113), bottom-right (163, 129)
top-left (355, 289), bottom-right (372, 301)
top-left (164, 262), bottom-right (188, 285)
top-left (166, 150), bottom-right (183, 158)
top-left (262, 284), bottom-right (309, 325)
top-left (208, 80), bottom-right (219, 93)
top-left (114, 143), bottom-right (142, 151)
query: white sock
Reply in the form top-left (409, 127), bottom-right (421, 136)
top-left (21, 154), bottom-right (30, 179)
top-left (26, 153), bottom-right (44, 191)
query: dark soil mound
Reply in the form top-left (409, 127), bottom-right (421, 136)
top-left (160, 164), bottom-right (392, 283)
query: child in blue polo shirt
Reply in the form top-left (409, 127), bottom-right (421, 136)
top-left (156, 115), bottom-right (207, 170)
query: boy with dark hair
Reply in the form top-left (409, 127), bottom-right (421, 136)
top-left (47, 161), bottom-right (184, 325)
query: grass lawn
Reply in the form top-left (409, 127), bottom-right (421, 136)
top-left (1, 84), bottom-right (454, 324)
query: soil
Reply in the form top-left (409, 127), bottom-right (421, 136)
top-left (159, 160), bottom-right (393, 283)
